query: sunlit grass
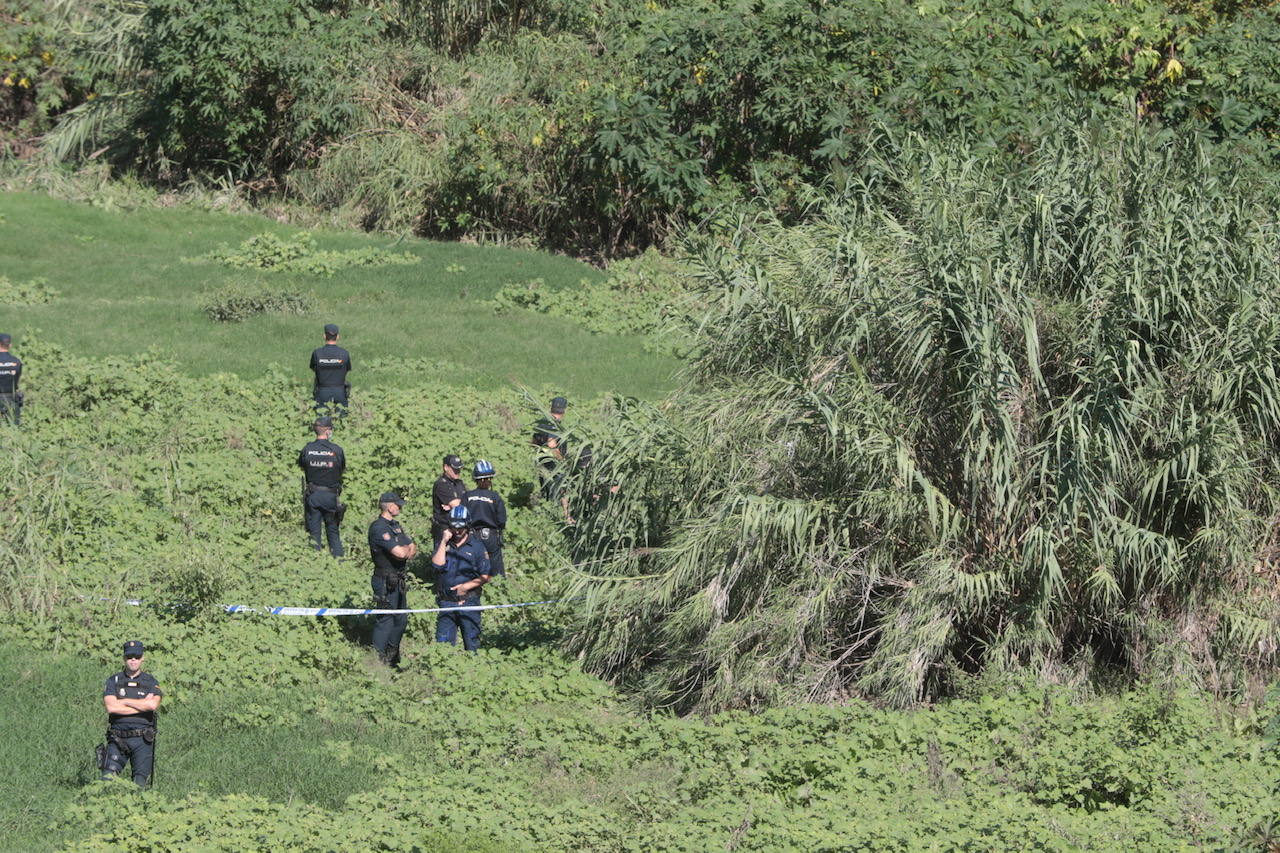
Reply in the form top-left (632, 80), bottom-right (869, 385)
top-left (0, 192), bottom-right (678, 398)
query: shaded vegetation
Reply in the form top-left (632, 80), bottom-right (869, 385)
top-left (7, 0), bottom-right (1280, 255)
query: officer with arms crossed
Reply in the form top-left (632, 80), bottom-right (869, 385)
top-left (0, 332), bottom-right (23, 426)
top-left (310, 323), bottom-right (351, 414)
top-left (432, 454), bottom-right (468, 547)
top-left (101, 640), bottom-right (162, 787)
top-left (465, 459), bottom-right (507, 577)
top-left (297, 416), bottom-right (346, 557)
top-left (432, 506), bottom-right (491, 651)
top-left (368, 492), bottom-right (417, 667)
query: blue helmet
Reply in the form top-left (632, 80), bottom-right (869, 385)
top-left (473, 459), bottom-right (495, 479)
top-left (448, 505), bottom-right (469, 528)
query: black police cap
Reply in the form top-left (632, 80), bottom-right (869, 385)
top-left (313, 416), bottom-right (334, 430)
top-left (123, 640), bottom-right (145, 656)
top-left (443, 454), bottom-right (463, 469)
top-left (379, 491), bottom-right (404, 505)
top-left (550, 396), bottom-right (567, 413)
top-left (0, 333), bottom-right (10, 345)
top-left (323, 323), bottom-right (339, 336)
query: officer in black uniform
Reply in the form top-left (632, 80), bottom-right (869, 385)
top-left (368, 492), bottom-right (418, 666)
top-left (101, 640), bottom-right (162, 787)
top-left (432, 454), bottom-right (468, 546)
top-left (532, 396), bottom-right (573, 523)
top-left (297, 416), bottom-right (346, 556)
top-left (0, 333), bottom-right (23, 426)
top-left (310, 323), bottom-right (352, 414)
top-left (465, 459), bottom-right (507, 577)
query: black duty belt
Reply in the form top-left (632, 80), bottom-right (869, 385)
top-left (307, 483), bottom-right (338, 492)
top-left (109, 727), bottom-right (156, 739)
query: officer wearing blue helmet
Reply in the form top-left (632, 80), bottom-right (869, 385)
top-left (464, 459), bottom-right (507, 577)
top-left (431, 505), bottom-right (491, 651)
top-left (101, 640), bottom-right (162, 786)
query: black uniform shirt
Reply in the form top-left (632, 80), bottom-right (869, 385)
top-left (0, 352), bottom-right (21, 394)
top-left (297, 439), bottom-right (345, 488)
top-left (433, 475), bottom-right (468, 529)
top-left (310, 344), bottom-right (351, 389)
top-left (104, 670), bottom-right (163, 729)
top-left (465, 487), bottom-right (507, 530)
top-left (368, 516), bottom-right (411, 575)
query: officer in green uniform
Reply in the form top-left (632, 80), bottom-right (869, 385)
top-left (101, 640), bottom-right (162, 787)
top-left (532, 396), bottom-right (573, 523)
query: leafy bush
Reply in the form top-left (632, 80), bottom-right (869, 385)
top-left (134, 0), bottom-right (377, 175)
top-left (200, 280), bottom-right (311, 322)
top-left (0, 274), bottom-right (57, 303)
top-left (489, 249), bottom-right (686, 343)
top-left (192, 231), bottom-right (419, 275)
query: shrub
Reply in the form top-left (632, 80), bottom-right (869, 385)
top-left (201, 280), bottom-right (311, 322)
top-left (192, 231), bottom-right (418, 276)
top-left (0, 274), bottom-right (58, 304)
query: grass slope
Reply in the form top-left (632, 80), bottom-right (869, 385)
top-left (0, 192), bottom-right (678, 397)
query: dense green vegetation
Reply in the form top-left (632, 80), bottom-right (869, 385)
top-left (6, 0), bottom-right (1280, 849)
top-left (8, 0), bottom-right (1280, 256)
top-left (563, 127), bottom-right (1280, 713)
top-left (0, 195), bottom-right (1275, 850)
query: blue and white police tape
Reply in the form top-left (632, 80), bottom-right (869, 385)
top-left (92, 596), bottom-right (568, 616)
top-left (223, 599), bottom-right (566, 616)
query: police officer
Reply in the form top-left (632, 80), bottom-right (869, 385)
top-left (432, 506), bottom-right (491, 651)
top-left (465, 459), bottom-right (507, 577)
top-left (0, 332), bottom-right (23, 426)
top-left (532, 396), bottom-right (573, 523)
top-left (101, 640), bottom-right (162, 787)
top-left (368, 492), bottom-right (417, 666)
top-left (297, 416), bottom-right (346, 557)
top-left (310, 323), bottom-right (351, 413)
top-left (432, 454), bottom-right (468, 546)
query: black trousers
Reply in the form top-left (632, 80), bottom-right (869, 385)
top-left (304, 489), bottom-right (344, 556)
top-left (102, 731), bottom-right (154, 787)
top-left (313, 386), bottom-right (347, 413)
top-left (0, 394), bottom-right (19, 426)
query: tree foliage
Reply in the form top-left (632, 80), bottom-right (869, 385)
top-left (562, 126), bottom-right (1280, 710)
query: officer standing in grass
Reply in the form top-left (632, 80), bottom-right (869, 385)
top-left (432, 506), bottom-right (491, 651)
top-left (0, 333), bottom-right (23, 426)
top-left (101, 640), bottom-right (162, 787)
top-left (432, 454), bottom-right (468, 546)
top-left (465, 459), bottom-right (507, 577)
top-left (310, 323), bottom-right (351, 414)
top-left (368, 492), bottom-right (417, 667)
top-left (298, 416), bottom-right (346, 557)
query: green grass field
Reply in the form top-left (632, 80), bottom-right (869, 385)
top-left (0, 192), bottom-right (678, 398)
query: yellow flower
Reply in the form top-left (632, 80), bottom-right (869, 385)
top-left (18, 77), bottom-right (29, 88)
top-left (1, 76), bottom-right (11, 87)
top-left (532, 133), bottom-right (544, 146)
